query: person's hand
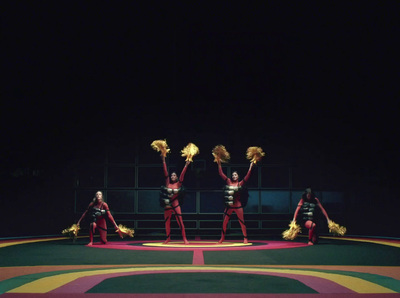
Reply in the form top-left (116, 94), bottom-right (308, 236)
top-left (116, 228), bottom-right (123, 239)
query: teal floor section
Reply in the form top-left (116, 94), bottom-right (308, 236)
top-left (87, 272), bottom-right (318, 294)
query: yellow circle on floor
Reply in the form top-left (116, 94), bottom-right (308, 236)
top-left (142, 241), bottom-right (253, 248)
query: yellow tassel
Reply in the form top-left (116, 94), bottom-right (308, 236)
top-left (117, 224), bottom-right (135, 238)
top-left (151, 139), bottom-right (171, 157)
top-left (62, 224), bottom-right (80, 239)
top-left (212, 145), bottom-right (231, 163)
top-left (246, 146), bottom-right (266, 164)
top-left (328, 220), bottom-right (347, 236)
top-left (282, 221), bottom-right (301, 240)
top-left (181, 143), bottom-right (199, 162)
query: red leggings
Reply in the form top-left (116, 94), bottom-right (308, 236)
top-left (305, 220), bottom-right (318, 243)
top-left (220, 206), bottom-right (247, 241)
top-left (89, 218), bottom-right (108, 244)
top-left (164, 205), bottom-right (187, 241)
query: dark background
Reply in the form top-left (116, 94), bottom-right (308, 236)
top-left (1, 2), bottom-right (399, 237)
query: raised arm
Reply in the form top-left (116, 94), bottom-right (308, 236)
top-left (292, 198), bottom-right (304, 222)
top-left (179, 161), bottom-right (190, 182)
top-left (162, 156), bottom-right (169, 185)
top-left (240, 162), bottom-right (254, 185)
top-left (217, 161), bottom-right (228, 181)
top-left (316, 198), bottom-right (330, 222)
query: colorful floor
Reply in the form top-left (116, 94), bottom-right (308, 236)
top-left (1, 234), bottom-right (399, 297)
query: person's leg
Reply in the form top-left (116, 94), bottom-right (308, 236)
top-left (218, 207), bottom-right (233, 244)
top-left (235, 207), bottom-right (248, 244)
top-left (311, 222), bottom-right (319, 244)
top-left (97, 218), bottom-right (108, 244)
top-left (88, 223), bottom-right (96, 245)
top-left (173, 206), bottom-right (189, 244)
top-left (305, 220), bottom-right (316, 245)
top-left (163, 208), bottom-right (173, 244)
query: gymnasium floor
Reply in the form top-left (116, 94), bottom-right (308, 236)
top-left (1, 234), bottom-right (399, 297)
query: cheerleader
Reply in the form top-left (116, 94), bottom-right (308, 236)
top-left (77, 191), bottom-right (120, 245)
top-left (217, 160), bottom-right (254, 244)
top-left (160, 155), bottom-right (190, 244)
top-left (213, 145), bottom-right (264, 244)
top-left (292, 188), bottom-right (330, 245)
top-left (152, 140), bottom-right (199, 244)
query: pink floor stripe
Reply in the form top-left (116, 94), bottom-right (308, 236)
top-left (192, 249), bottom-right (205, 265)
top-left (4, 294), bottom-right (400, 298)
top-left (50, 269), bottom-right (353, 294)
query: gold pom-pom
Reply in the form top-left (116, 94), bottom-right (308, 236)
top-left (282, 221), bottom-right (302, 240)
top-left (62, 224), bottom-right (80, 239)
top-left (181, 142), bottom-right (199, 162)
top-left (328, 220), bottom-right (347, 236)
top-left (212, 145), bottom-right (231, 163)
top-left (151, 139), bottom-right (171, 157)
top-left (246, 146), bottom-right (266, 164)
top-left (117, 224), bottom-right (135, 238)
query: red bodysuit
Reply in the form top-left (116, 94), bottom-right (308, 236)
top-left (218, 163), bottom-right (253, 244)
top-left (78, 200), bottom-right (118, 245)
top-left (162, 159), bottom-right (189, 244)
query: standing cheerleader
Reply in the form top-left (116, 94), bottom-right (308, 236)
top-left (213, 145), bottom-right (264, 244)
top-left (152, 140), bottom-right (199, 244)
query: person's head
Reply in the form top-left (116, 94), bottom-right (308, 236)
top-left (303, 187), bottom-right (315, 200)
top-left (170, 172), bottom-right (178, 183)
top-left (94, 191), bottom-right (103, 202)
top-left (231, 171), bottom-right (239, 182)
